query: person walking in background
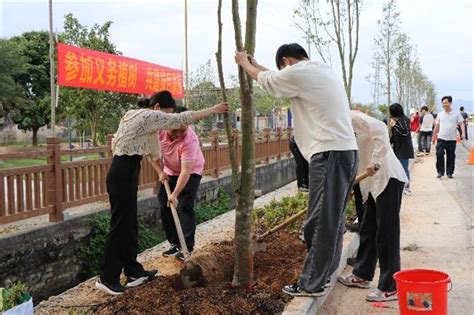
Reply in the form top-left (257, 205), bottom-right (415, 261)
top-left (419, 106), bottom-right (435, 154)
top-left (389, 103), bottom-right (414, 196)
top-left (339, 110), bottom-right (407, 302)
top-left (235, 43), bottom-right (359, 297)
top-left (96, 91), bottom-right (228, 295)
top-left (409, 108), bottom-right (421, 153)
top-left (432, 96), bottom-right (465, 179)
top-left (154, 107), bottom-right (204, 261)
top-left (289, 135), bottom-right (309, 192)
top-left (459, 106), bottom-right (469, 140)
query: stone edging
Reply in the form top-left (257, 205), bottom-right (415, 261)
top-left (282, 232), bottom-right (360, 315)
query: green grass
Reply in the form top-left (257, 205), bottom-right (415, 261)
top-left (0, 153), bottom-right (104, 170)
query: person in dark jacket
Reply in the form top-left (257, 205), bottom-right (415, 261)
top-left (389, 103), bottom-right (414, 195)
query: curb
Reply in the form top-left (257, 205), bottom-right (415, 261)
top-left (282, 232), bottom-right (360, 315)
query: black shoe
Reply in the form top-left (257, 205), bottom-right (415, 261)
top-left (347, 257), bottom-right (357, 267)
top-left (345, 223), bottom-right (360, 233)
top-left (163, 244), bottom-right (180, 257)
top-left (437, 174), bottom-right (443, 179)
top-left (126, 269), bottom-right (158, 288)
top-left (447, 174), bottom-right (454, 179)
top-left (95, 278), bottom-right (126, 295)
top-left (282, 283), bottom-right (326, 297)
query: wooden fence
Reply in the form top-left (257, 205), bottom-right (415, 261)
top-left (0, 128), bottom-right (292, 224)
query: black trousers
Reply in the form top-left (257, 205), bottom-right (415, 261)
top-left (289, 140), bottom-right (309, 188)
top-left (298, 150), bottom-right (358, 292)
top-left (353, 178), bottom-right (404, 292)
top-left (419, 131), bottom-right (432, 153)
top-left (353, 183), bottom-right (365, 225)
top-left (436, 139), bottom-right (456, 176)
top-left (157, 174), bottom-right (201, 252)
top-left (100, 155), bottom-right (145, 284)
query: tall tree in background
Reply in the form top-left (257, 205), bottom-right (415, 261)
top-left (60, 13), bottom-right (134, 145)
top-left (374, 0), bottom-right (401, 110)
top-left (294, 0), bottom-right (363, 106)
top-left (231, 0), bottom-right (258, 287)
top-left (9, 31), bottom-right (52, 146)
top-left (0, 39), bottom-right (26, 127)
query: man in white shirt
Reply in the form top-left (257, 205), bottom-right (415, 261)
top-left (235, 43), bottom-right (359, 297)
top-left (338, 111), bottom-right (407, 302)
top-left (419, 106), bottom-right (434, 154)
top-left (432, 96), bottom-right (465, 178)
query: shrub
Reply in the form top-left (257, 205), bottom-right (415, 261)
top-left (195, 188), bottom-right (231, 224)
top-left (79, 213), bottom-right (165, 278)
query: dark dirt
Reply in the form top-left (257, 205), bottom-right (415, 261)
top-left (95, 229), bottom-right (306, 315)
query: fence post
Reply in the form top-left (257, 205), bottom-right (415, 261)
top-left (47, 137), bottom-right (64, 222)
top-left (286, 128), bottom-right (292, 159)
top-left (107, 134), bottom-right (114, 157)
top-left (264, 128), bottom-right (270, 164)
top-left (211, 129), bottom-right (219, 178)
top-left (276, 127), bottom-right (282, 160)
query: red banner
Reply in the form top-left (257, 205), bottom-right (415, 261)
top-left (57, 43), bottom-right (184, 98)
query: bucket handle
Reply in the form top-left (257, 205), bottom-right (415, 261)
top-left (448, 280), bottom-right (453, 292)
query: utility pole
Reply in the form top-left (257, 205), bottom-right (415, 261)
top-left (48, 0), bottom-right (56, 136)
top-left (184, 0), bottom-right (189, 107)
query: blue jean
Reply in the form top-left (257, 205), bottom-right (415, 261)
top-left (399, 159), bottom-right (410, 187)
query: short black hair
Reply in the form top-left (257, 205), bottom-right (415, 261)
top-left (441, 96), bottom-right (452, 103)
top-left (275, 43), bottom-right (309, 70)
top-left (137, 97), bottom-right (150, 108)
top-left (421, 105), bottom-right (429, 112)
top-left (389, 103), bottom-right (405, 118)
top-left (460, 106), bottom-right (465, 111)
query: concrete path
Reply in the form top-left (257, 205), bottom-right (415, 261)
top-left (321, 149), bottom-right (473, 314)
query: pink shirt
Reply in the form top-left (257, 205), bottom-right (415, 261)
top-left (158, 127), bottom-right (205, 176)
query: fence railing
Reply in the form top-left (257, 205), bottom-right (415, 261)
top-left (0, 128), bottom-right (292, 224)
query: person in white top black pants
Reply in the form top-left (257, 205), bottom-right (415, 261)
top-left (235, 43), bottom-right (359, 297)
top-left (432, 96), bottom-right (465, 179)
top-left (338, 111), bottom-right (408, 302)
top-left (419, 106), bottom-right (435, 154)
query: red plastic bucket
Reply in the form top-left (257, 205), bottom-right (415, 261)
top-left (394, 269), bottom-right (451, 315)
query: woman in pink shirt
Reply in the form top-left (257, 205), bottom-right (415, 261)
top-left (154, 107), bottom-right (204, 260)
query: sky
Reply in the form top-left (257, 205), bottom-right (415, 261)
top-left (1, 0), bottom-right (473, 111)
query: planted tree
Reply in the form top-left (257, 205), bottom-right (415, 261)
top-left (231, 0), bottom-right (258, 287)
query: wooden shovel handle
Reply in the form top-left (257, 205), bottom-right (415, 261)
top-left (163, 181), bottom-right (190, 258)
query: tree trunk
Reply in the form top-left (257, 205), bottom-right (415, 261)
top-left (32, 127), bottom-right (39, 146)
top-left (231, 0), bottom-right (258, 288)
top-left (216, 0), bottom-right (240, 193)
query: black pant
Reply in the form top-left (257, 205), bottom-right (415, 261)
top-left (353, 178), bottom-right (404, 292)
top-left (298, 150), bottom-right (358, 292)
top-left (436, 139), bottom-right (456, 176)
top-left (289, 140), bottom-right (309, 188)
top-left (100, 155), bottom-right (145, 284)
top-left (353, 183), bottom-right (365, 226)
top-left (158, 174), bottom-right (201, 252)
top-left (419, 131), bottom-right (432, 153)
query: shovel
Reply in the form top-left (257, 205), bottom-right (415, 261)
top-left (163, 181), bottom-right (205, 289)
top-left (256, 165), bottom-right (380, 242)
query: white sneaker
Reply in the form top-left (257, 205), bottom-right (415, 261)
top-left (366, 288), bottom-right (398, 302)
top-left (337, 274), bottom-right (371, 289)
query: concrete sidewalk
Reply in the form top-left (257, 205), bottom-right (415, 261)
top-left (321, 152), bottom-right (473, 314)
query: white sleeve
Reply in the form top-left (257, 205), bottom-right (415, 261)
top-left (368, 118), bottom-right (390, 167)
top-left (257, 68), bottom-right (300, 99)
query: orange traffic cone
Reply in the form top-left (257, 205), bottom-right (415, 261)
top-left (468, 147), bottom-right (474, 165)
